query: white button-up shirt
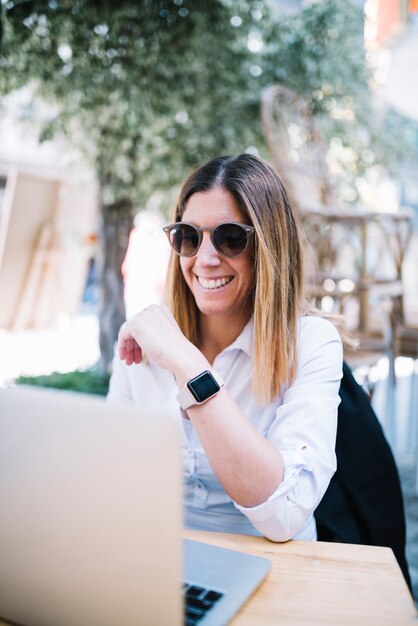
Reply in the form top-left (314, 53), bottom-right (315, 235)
top-left (107, 315), bottom-right (343, 542)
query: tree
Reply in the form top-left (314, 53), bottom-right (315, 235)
top-left (0, 0), bottom-right (265, 369)
top-left (1, 0), bottom-right (415, 371)
top-left (261, 0), bottom-right (417, 204)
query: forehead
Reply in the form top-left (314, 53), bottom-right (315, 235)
top-left (182, 187), bottom-right (247, 225)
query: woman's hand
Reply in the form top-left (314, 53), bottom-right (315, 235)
top-left (117, 304), bottom-right (207, 380)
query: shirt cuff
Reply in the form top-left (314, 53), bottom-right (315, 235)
top-left (233, 444), bottom-right (318, 540)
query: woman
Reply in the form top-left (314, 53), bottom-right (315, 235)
top-left (107, 153), bottom-right (343, 542)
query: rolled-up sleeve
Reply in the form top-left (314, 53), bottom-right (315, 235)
top-left (234, 317), bottom-right (343, 541)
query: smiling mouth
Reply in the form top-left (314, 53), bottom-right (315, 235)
top-left (197, 276), bottom-right (233, 290)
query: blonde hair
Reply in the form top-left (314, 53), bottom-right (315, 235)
top-left (165, 154), bottom-right (306, 405)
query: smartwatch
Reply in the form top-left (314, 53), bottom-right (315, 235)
top-left (176, 369), bottom-right (224, 410)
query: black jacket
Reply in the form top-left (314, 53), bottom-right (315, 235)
top-left (314, 361), bottom-right (411, 589)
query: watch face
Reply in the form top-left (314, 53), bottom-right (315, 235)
top-left (187, 371), bottom-right (220, 403)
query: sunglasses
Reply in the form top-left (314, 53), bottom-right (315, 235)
top-left (163, 222), bottom-right (255, 258)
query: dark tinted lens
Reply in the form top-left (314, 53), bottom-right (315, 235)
top-left (214, 223), bottom-right (248, 257)
top-left (170, 224), bottom-right (199, 256)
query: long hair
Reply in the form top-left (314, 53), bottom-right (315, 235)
top-left (165, 153), bottom-right (306, 405)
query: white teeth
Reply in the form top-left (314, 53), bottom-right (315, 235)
top-left (198, 276), bottom-right (232, 290)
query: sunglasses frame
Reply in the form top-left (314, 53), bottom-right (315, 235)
top-left (163, 221), bottom-right (255, 258)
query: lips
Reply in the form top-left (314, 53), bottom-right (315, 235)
top-left (197, 276), bottom-right (233, 290)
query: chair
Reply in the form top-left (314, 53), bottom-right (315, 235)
top-left (314, 361), bottom-right (412, 590)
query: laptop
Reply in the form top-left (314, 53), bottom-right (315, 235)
top-left (0, 386), bottom-right (271, 626)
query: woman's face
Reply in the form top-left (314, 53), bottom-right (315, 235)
top-left (180, 186), bottom-right (254, 324)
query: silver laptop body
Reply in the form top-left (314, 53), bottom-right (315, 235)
top-left (0, 386), bottom-right (270, 626)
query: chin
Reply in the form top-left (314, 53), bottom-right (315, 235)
top-left (196, 303), bottom-right (227, 317)
top-left (194, 296), bottom-right (230, 317)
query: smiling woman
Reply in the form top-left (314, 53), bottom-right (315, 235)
top-left (107, 154), bottom-right (343, 543)
top-left (176, 187), bottom-right (255, 341)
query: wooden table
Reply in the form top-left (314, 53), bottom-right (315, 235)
top-left (0, 530), bottom-right (415, 626)
top-left (185, 530), bottom-right (417, 626)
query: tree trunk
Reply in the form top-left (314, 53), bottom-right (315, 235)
top-left (96, 195), bottom-right (134, 372)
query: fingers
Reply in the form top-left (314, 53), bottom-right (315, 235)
top-left (118, 325), bottom-right (143, 366)
top-left (117, 304), bottom-right (159, 365)
top-left (119, 342), bottom-right (143, 366)
top-left (117, 304), bottom-right (182, 369)
top-left (133, 341), bottom-right (142, 363)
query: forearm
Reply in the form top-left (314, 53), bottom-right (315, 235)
top-left (186, 389), bottom-right (284, 508)
top-left (171, 352), bottom-right (285, 508)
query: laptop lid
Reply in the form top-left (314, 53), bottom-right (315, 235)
top-left (0, 385), bottom-right (182, 626)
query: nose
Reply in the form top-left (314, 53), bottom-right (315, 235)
top-left (195, 232), bottom-right (222, 267)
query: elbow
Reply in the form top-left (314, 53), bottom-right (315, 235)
top-left (262, 528), bottom-right (294, 543)
top-left (250, 501), bottom-right (314, 542)
top-left (236, 469), bottom-right (325, 542)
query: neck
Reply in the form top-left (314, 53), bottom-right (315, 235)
top-left (197, 311), bottom-right (250, 364)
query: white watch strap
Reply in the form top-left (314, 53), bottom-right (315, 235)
top-left (177, 369), bottom-right (224, 410)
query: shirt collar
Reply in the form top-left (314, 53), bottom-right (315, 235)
top-left (221, 318), bottom-right (253, 357)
